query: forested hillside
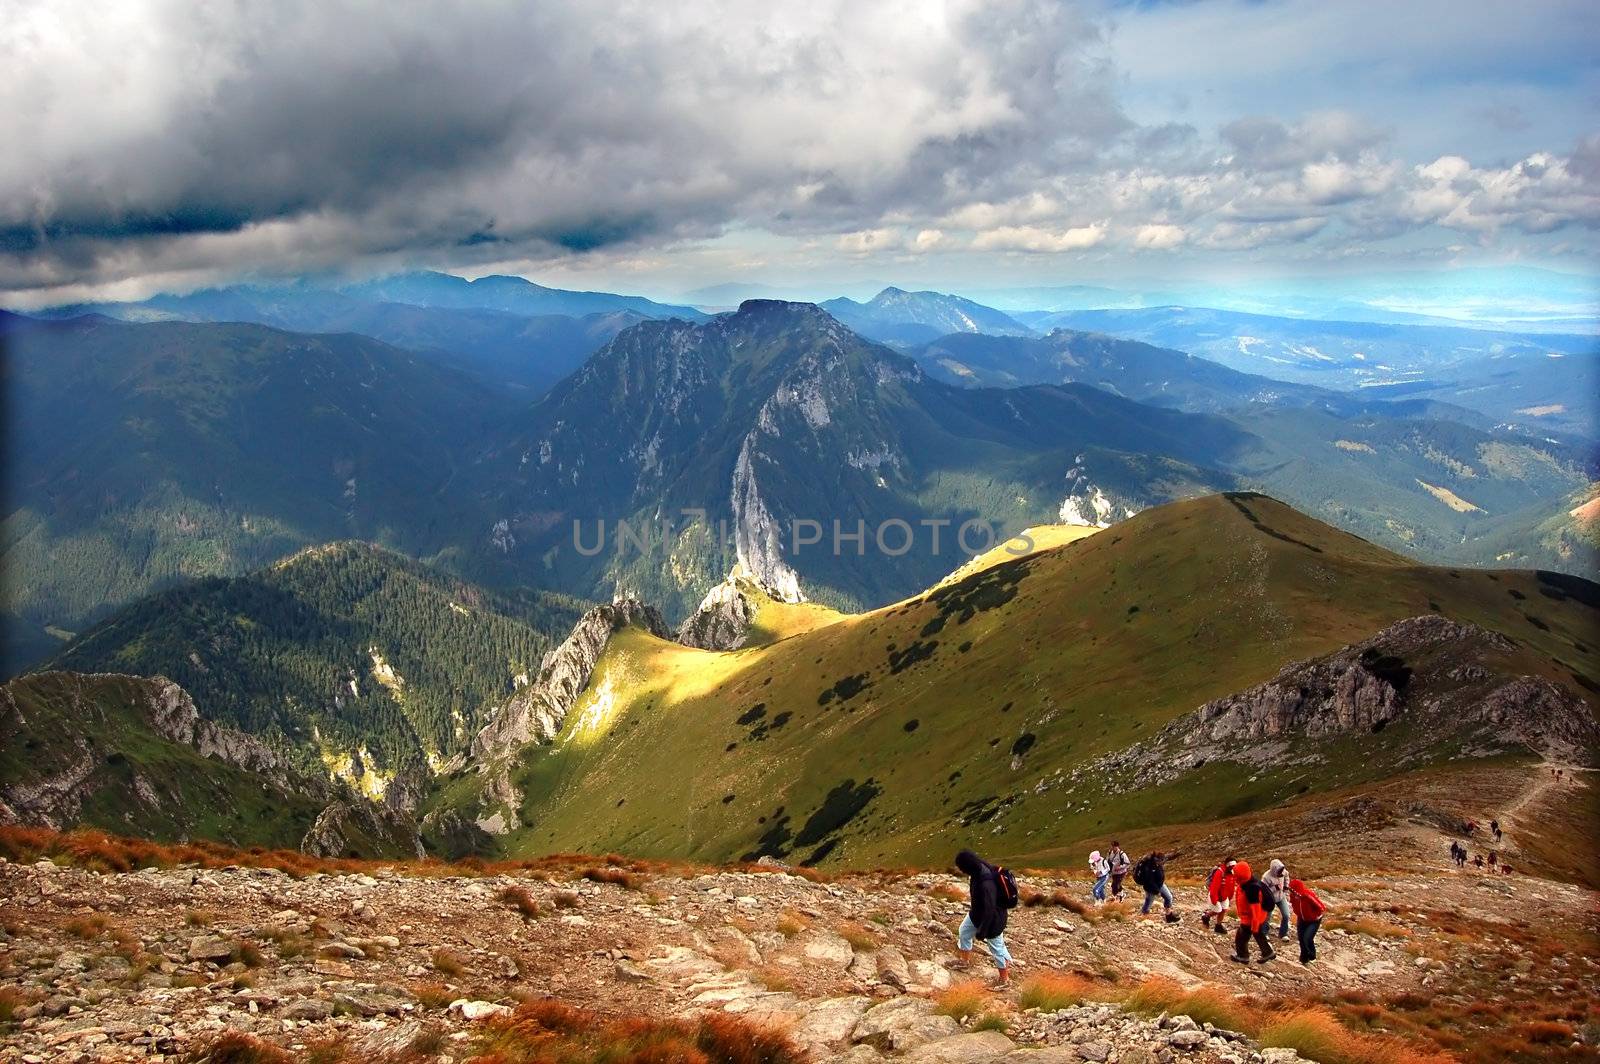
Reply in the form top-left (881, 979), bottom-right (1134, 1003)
top-left (47, 543), bottom-right (589, 795)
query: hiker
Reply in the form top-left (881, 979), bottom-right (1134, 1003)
top-left (1264, 859), bottom-right (1292, 940)
top-left (1108, 842), bottom-right (1131, 900)
top-left (1132, 851), bottom-right (1181, 922)
top-left (951, 850), bottom-right (1013, 988)
top-left (1089, 849), bottom-right (1110, 903)
top-left (1474, 854), bottom-right (1484, 870)
top-left (1491, 819), bottom-right (1502, 841)
top-left (1489, 851), bottom-right (1498, 870)
top-left (1228, 860), bottom-right (1276, 964)
top-left (1287, 877), bottom-right (1326, 965)
top-left (1201, 857), bottom-right (1237, 935)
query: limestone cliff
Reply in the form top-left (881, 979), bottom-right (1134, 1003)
top-left (1095, 616), bottom-right (1598, 787)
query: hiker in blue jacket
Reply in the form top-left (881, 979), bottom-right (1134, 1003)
top-left (949, 849), bottom-right (1012, 988)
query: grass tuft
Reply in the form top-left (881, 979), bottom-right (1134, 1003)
top-left (835, 921), bottom-right (877, 951)
top-left (1017, 971), bottom-right (1095, 1012)
top-left (179, 1032), bottom-right (296, 1063)
top-left (498, 885), bottom-right (541, 919)
top-left (430, 948), bottom-right (468, 977)
top-left (473, 998), bottom-right (805, 1064)
top-left (934, 981), bottom-right (991, 1021)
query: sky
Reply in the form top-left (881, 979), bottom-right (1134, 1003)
top-left (2, 0), bottom-right (1597, 309)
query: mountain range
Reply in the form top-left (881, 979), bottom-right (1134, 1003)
top-left (5, 291), bottom-right (1596, 674)
top-left (819, 287), bottom-right (1035, 346)
top-left (8, 494), bottom-right (1595, 867)
top-left (1034, 306), bottom-right (1600, 439)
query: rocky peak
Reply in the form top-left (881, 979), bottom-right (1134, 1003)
top-left (471, 599), bottom-right (670, 764)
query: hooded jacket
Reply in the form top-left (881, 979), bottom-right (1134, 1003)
top-left (956, 849), bottom-right (1007, 940)
top-left (1264, 859), bottom-right (1290, 900)
top-left (1231, 860), bottom-right (1269, 933)
top-left (1287, 879), bottom-right (1326, 922)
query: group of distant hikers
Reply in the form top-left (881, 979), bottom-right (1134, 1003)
top-left (948, 845), bottom-right (1327, 989)
top-left (1449, 816), bottom-right (1516, 876)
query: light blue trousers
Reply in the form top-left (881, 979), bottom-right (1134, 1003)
top-left (1092, 873), bottom-right (1109, 900)
top-left (957, 914), bottom-right (1011, 969)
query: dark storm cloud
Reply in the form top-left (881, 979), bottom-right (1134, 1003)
top-left (1, 0), bottom-right (1596, 300)
top-left (1, 0), bottom-right (1131, 293)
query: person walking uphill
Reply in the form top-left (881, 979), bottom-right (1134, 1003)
top-left (1108, 842), bottom-right (1131, 900)
top-left (1132, 851), bottom-right (1181, 922)
top-left (1228, 860), bottom-right (1276, 964)
top-left (1089, 849), bottom-right (1110, 903)
top-left (951, 850), bottom-right (1015, 988)
top-left (1287, 877), bottom-right (1326, 965)
top-left (1264, 859), bottom-right (1292, 940)
top-left (1202, 857), bottom-right (1237, 935)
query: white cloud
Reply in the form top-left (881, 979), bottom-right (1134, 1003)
top-left (970, 224), bottom-right (1107, 252)
top-left (1133, 224), bottom-right (1187, 249)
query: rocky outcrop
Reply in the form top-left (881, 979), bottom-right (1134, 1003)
top-left (678, 574), bottom-right (756, 650)
top-left (471, 599), bottom-right (670, 763)
top-left (300, 798), bottom-right (425, 860)
top-left (1096, 615), bottom-right (1598, 787)
top-left (677, 567), bottom-right (777, 650)
top-left (142, 677), bottom-right (285, 777)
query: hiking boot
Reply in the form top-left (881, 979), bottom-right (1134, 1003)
top-left (1228, 954), bottom-right (1249, 965)
top-left (1201, 914), bottom-right (1211, 928)
top-left (945, 958), bottom-right (973, 971)
top-left (1165, 911), bottom-right (1181, 923)
top-left (1213, 923), bottom-right (1228, 935)
top-left (1259, 948), bottom-right (1277, 964)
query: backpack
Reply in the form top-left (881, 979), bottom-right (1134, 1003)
top-left (1132, 854), bottom-right (1158, 888)
top-left (994, 865), bottom-right (1020, 909)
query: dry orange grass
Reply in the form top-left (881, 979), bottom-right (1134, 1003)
top-left (473, 998), bottom-right (805, 1064)
top-left (497, 885), bottom-right (540, 920)
top-left (933, 981), bottom-right (994, 1021)
top-left (1260, 1006), bottom-right (1453, 1064)
top-left (581, 866), bottom-right (642, 890)
top-left (1017, 971), bottom-right (1099, 1012)
top-left (835, 921), bottom-right (877, 951)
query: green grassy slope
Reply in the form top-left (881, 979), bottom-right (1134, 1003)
top-left (452, 494), bottom-right (1597, 868)
top-left (0, 672), bottom-right (325, 849)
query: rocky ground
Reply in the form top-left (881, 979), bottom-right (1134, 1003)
top-left (3, 833), bottom-right (1596, 1063)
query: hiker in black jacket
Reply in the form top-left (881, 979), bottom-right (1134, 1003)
top-left (1133, 851), bottom-right (1181, 922)
top-left (950, 849), bottom-right (1013, 987)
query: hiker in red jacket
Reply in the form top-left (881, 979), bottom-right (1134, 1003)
top-left (1228, 860), bottom-right (1275, 964)
top-left (1201, 857), bottom-right (1237, 935)
top-left (1287, 878), bottom-right (1326, 965)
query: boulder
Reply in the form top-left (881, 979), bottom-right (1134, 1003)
top-left (853, 997), bottom-right (962, 1051)
top-left (451, 999), bottom-right (513, 1020)
top-left (906, 1032), bottom-right (1017, 1064)
top-left (804, 931), bottom-right (856, 969)
top-left (186, 936), bottom-right (234, 962)
top-left (792, 996), bottom-right (873, 1048)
